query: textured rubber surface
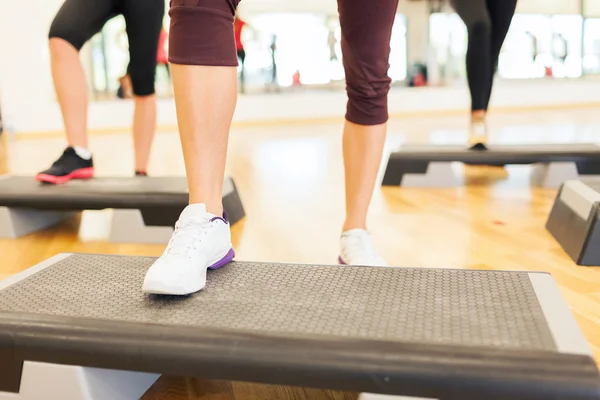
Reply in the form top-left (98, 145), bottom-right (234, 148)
top-left (0, 254), bottom-right (555, 351)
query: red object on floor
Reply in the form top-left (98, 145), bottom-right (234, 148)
top-left (293, 70), bottom-right (301, 86)
top-left (413, 73), bottom-right (426, 87)
top-left (35, 167), bottom-right (94, 184)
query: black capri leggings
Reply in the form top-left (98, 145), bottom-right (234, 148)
top-left (450, 0), bottom-right (517, 111)
top-left (49, 0), bottom-right (165, 97)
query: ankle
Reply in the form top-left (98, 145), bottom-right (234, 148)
top-left (72, 146), bottom-right (92, 160)
top-left (471, 110), bottom-right (486, 123)
top-left (342, 220), bottom-right (367, 233)
top-left (189, 198), bottom-right (223, 216)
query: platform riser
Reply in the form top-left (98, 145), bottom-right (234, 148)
top-left (109, 209), bottom-right (174, 244)
top-left (0, 207), bottom-right (73, 238)
top-left (580, 209), bottom-right (600, 266)
top-left (400, 162), bottom-right (459, 188)
top-left (530, 162), bottom-right (579, 189)
top-left (0, 178), bottom-right (245, 243)
top-left (546, 188), bottom-right (600, 266)
top-left (0, 362), bottom-right (159, 400)
top-left (384, 160), bottom-right (596, 188)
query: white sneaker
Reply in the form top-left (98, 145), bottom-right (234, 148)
top-left (341, 231), bottom-right (396, 400)
top-left (339, 229), bottom-right (388, 267)
top-left (469, 120), bottom-right (488, 147)
top-left (142, 203), bottom-right (234, 295)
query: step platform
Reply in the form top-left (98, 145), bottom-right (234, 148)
top-left (0, 176), bottom-right (245, 243)
top-left (546, 178), bottom-right (600, 266)
top-left (0, 253), bottom-right (598, 400)
top-left (382, 143), bottom-right (600, 188)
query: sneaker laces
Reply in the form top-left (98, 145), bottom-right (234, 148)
top-left (165, 217), bottom-right (214, 258)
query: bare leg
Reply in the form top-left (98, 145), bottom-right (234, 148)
top-left (338, 0), bottom-right (398, 232)
top-left (472, 110), bottom-right (486, 120)
top-left (132, 94), bottom-right (156, 172)
top-left (142, 0), bottom-right (242, 295)
top-left (49, 38), bottom-right (88, 148)
top-left (171, 64), bottom-right (237, 215)
top-left (342, 122), bottom-right (386, 231)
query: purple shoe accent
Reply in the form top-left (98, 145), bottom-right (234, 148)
top-left (338, 256), bottom-right (347, 265)
top-left (209, 210), bottom-right (229, 224)
top-left (209, 216), bottom-right (227, 224)
top-left (208, 248), bottom-right (235, 270)
top-left (223, 210), bottom-right (229, 223)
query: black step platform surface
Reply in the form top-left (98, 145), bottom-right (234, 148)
top-left (0, 176), bottom-right (190, 210)
top-left (0, 176), bottom-right (244, 227)
top-left (387, 143), bottom-right (600, 163)
top-left (0, 254), bottom-right (599, 399)
top-left (382, 143), bottom-right (600, 186)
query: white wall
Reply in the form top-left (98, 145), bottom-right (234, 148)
top-left (238, 0), bottom-right (337, 14)
top-left (516, 0), bottom-right (581, 15)
top-left (399, 1), bottom-right (430, 66)
top-left (6, 78), bottom-right (600, 135)
top-left (584, 0), bottom-right (600, 17)
top-left (0, 0), bottom-right (597, 135)
top-left (0, 0), bottom-right (62, 130)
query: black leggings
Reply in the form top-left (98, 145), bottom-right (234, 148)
top-left (49, 0), bottom-right (165, 96)
top-left (450, 0), bottom-right (517, 111)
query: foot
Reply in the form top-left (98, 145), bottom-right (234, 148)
top-left (339, 229), bottom-right (388, 267)
top-left (35, 147), bottom-right (94, 184)
top-left (118, 75), bottom-right (133, 99)
top-left (468, 119), bottom-right (488, 149)
top-left (142, 203), bottom-right (234, 295)
top-left (135, 171), bottom-right (148, 177)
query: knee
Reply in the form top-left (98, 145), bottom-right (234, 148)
top-left (168, 0), bottom-right (240, 66)
top-left (49, 17), bottom-right (84, 52)
top-left (468, 18), bottom-right (491, 37)
top-left (346, 80), bottom-right (391, 126)
top-left (344, 54), bottom-right (391, 126)
top-left (129, 69), bottom-right (156, 97)
top-left (48, 37), bottom-right (79, 57)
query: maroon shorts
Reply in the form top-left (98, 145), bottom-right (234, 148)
top-left (168, 0), bottom-right (399, 125)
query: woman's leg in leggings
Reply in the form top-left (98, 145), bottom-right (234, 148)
top-left (168, 0), bottom-right (240, 214)
top-left (142, 0), bottom-right (240, 296)
top-left (451, 0), bottom-right (491, 118)
top-left (338, 0), bottom-right (399, 231)
top-left (48, 0), bottom-right (117, 148)
top-left (123, 0), bottom-right (165, 173)
top-left (482, 0), bottom-right (517, 110)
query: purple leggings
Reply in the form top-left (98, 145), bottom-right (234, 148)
top-left (168, 0), bottom-right (399, 125)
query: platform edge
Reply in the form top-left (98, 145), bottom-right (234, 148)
top-left (0, 253), bottom-right (73, 290)
top-left (559, 180), bottom-right (600, 220)
top-left (528, 273), bottom-right (592, 356)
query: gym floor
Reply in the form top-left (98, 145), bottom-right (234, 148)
top-left (1, 107), bottom-right (599, 399)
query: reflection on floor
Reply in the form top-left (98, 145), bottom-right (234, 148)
top-left (1, 108), bottom-right (599, 399)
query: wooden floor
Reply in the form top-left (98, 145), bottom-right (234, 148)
top-left (1, 108), bottom-right (600, 399)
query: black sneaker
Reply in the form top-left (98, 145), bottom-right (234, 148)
top-left (35, 147), bottom-right (94, 184)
